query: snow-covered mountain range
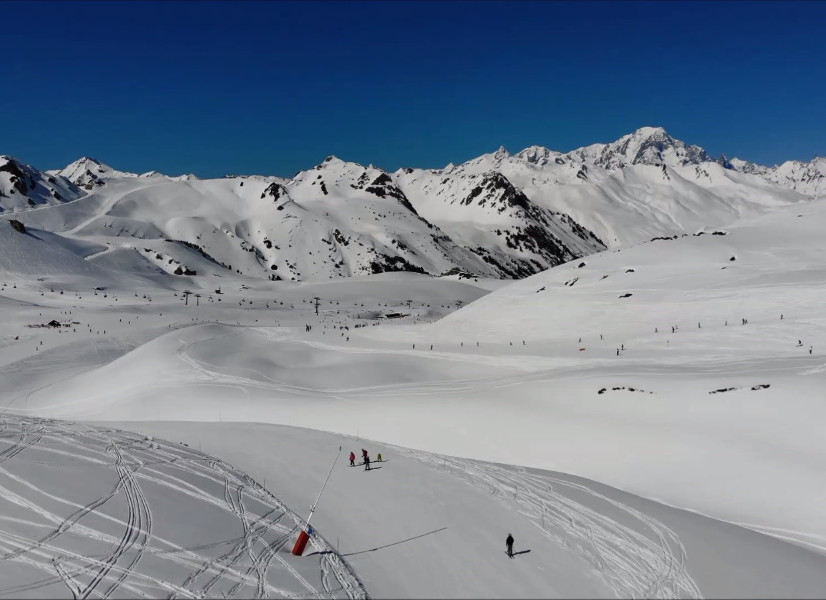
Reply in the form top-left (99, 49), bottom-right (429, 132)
top-left (2, 127), bottom-right (823, 281)
top-left (3, 128), bottom-right (826, 599)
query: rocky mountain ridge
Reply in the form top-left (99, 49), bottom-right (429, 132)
top-left (0, 127), bottom-right (820, 281)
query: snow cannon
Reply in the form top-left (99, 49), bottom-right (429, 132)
top-left (293, 446), bottom-right (341, 556)
top-left (292, 528), bottom-right (311, 556)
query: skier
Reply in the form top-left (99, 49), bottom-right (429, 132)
top-left (349, 451), bottom-right (356, 467)
top-left (377, 452), bottom-right (383, 462)
top-left (362, 448), bottom-right (368, 462)
top-left (364, 455), bottom-right (371, 471)
top-left (506, 533), bottom-right (514, 558)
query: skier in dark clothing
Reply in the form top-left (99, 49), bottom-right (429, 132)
top-left (364, 455), bottom-right (371, 471)
top-left (362, 449), bottom-right (368, 461)
top-left (349, 451), bottom-right (356, 467)
top-left (506, 533), bottom-right (514, 558)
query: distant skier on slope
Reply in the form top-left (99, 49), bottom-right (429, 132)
top-left (349, 451), bottom-right (356, 467)
top-left (377, 452), bottom-right (383, 462)
top-left (364, 455), bottom-right (371, 471)
top-left (506, 533), bottom-right (514, 558)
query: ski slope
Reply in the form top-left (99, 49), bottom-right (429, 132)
top-left (100, 421), bottom-right (826, 599)
top-left (0, 416), bottom-right (363, 599)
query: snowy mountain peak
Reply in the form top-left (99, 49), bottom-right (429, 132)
top-left (0, 155), bottom-right (20, 169)
top-left (319, 155), bottom-right (348, 168)
top-left (59, 156), bottom-right (138, 186)
top-left (0, 155), bottom-right (83, 210)
top-left (515, 145), bottom-right (562, 166)
top-left (632, 125), bottom-right (669, 138)
top-left (565, 126), bottom-right (713, 170)
top-left (728, 157), bottom-right (767, 175)
top-left (456, 146), bottom-right (513, 172)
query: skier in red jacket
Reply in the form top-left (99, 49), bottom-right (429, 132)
top-left (349, 451), bottom-right (356, 467)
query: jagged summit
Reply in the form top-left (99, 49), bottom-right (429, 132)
top-left (565, 126), bottom-right (713, 170)
top-left (515, 145), bottom-right (563, 166)
top-left (318, 155), bottom-right (350, 168)
top-left (0, 155), bottom-right (83, 210)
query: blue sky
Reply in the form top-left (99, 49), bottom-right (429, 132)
top-left (5, 1), bottom-right (825, 178)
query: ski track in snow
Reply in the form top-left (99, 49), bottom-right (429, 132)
top-left (396, 447), bottom-right (703, 600)
top-left (0, 415), bottom-right (367, 600)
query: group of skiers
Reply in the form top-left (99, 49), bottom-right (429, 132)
top-left (349, 448), bottom-right (383, 471)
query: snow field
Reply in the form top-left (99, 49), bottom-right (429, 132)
top-left (110, 421), bottom-right (826, 599)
